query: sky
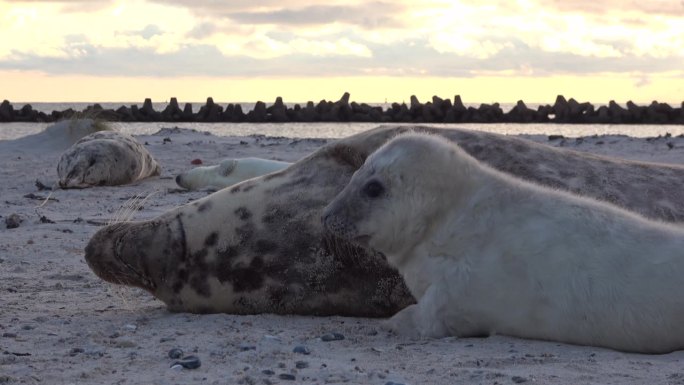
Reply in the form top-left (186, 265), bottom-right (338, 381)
top-left (0, 0), bottom-right (682, 104)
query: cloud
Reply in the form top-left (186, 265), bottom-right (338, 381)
top-left (0, 0), bottom-right (682, 81)
top-left (1, 36), bottom-right (679, 80)
top-left (117, 24), bottom-right (164, 40)
top-left (541, 0), bottom-right (684, 17)
top-left (186, 22), bottom-right (219, 39)
top-left (224, 3), bottom-right (404, 28)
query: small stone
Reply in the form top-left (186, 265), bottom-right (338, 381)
top-left (295, 361), bottom-right (309, 369)
top-left (39, 216), bottom-right (55, 224)
top-left (385, 382), bottom-right (405, 385)
top-left (114, 339), bottom-right (137, 348)
top-left (123, 324), bottom-right (137, 331)
top-left (321, 332), bottom-right (345, 342)
top-left (69, 347), bottom-right (84, 356)
top-left (239, 344), bottom-right (256, 351)
top-left (5, 214), bottom-right (21, 229)
top-left (21, 325), bottom-right (34, 330)
top-left (163, 137), bottom-right (172, 144)
top-left (168, 348), bottom-right (183, 359)
top-left (171, 355), bottom-right (201, 369)
top-left (278, 373), bottom-right (296, 381)
top-left (2, 333), bottom-right (17, 338)
top-left (512, 376), bottom-right (528, 383)
top-left (293, 345), bottom-right (311, 355)
top-left (325, 375), bottom-right (349, 383)
top-left (191, 158), bottom-right (203, 165)
top-left (261, 369), bottom-right (275, 376)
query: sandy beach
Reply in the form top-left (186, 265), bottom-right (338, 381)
top-left (2, 125), bottom-right (684, 385)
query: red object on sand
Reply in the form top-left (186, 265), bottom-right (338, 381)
top-left (191, 159), bottom-right (203, 165)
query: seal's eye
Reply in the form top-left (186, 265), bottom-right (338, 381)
top-left (362, 180), bottom-right (384, 198)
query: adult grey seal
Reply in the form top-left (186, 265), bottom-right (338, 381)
top-left (57, 131), bottom-right (160, 188)
top-left (323, 133), bottom-right (684, 353)
top-left (84, 126), bottom-right (684, 316)
top-left (176, 158), bottom-right (292, 190)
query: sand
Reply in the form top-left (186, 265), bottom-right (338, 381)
top-left (2, 125), bottom-right (684, 385)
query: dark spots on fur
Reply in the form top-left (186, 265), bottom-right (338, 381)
top-left (235, 223), bottom-right (255, 245)
top-left (267, 285), bottom-right (288, 306)
top-left (193, 248), bottom-right (208, 260)
top-left (254, 239), bottom-right (278, 254)
top-left (217, 245), bottom-right (239, 261)
top-left (215, 257), bottom-right (266, 293)
top-left (234, 207), bottom-right (252, 221)
top-left (242, 183), bottom-right (256, 192)
top-left (264, 170), bottom-right (287, 181)
top-left (197, 201), bottom-right (212, 212)
top-left (205, 232), bottom-right (218, 247)
top-left (190, 274), bottom-right (211, 297)
top-left (262, 207), bottom-right (295, 224)
top-left (173, 268), bottom-right (189, 294)
top-left (186, 250), bottom-right (211, 297)
top-left (230, 185), bottom-right (241, 194)
top-left (174, 215), bottom-right (188, 262)
top-left (231, 258), bottom-right (266, 292)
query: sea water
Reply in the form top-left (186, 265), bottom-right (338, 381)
top-left (1, 102), bottom-right (683, 140)
top-left (1, 121), bottom-right (684, 142)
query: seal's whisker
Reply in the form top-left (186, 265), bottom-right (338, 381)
top-left (108, 190), bottom-right (159, 225)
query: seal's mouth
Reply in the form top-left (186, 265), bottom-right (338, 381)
top-left (84, 223), bottom-right (157, 293)
top-left (353, 234), bottom-right (371, 246)
top-left (112, 239), bottom-right (157, 291)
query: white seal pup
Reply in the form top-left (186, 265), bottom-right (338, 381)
top-left (175, 158), bottom-right (292, 190)
top-left (84, 126), bottom-right (684, 317)
top-left (58, 131), bottom-right (160, 188)
top-left (323, 133), bottom-right (684, 353)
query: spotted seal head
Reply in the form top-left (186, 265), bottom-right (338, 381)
top-left (84, 126), bottom-right (684, 316)
top-left (57, 131), bottom-right (160, 188)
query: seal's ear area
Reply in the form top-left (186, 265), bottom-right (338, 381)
top-left (218, 159), bottom-right (238, 176)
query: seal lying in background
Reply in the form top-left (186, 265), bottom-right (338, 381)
top-left (58, 131), bottom-right (160, 188)
top-left (323, 133), bottom-right (684, 353)
top-left (84, 126), bottom-right (684, 316)
top-left (176, 158), bottom-right (292, 190)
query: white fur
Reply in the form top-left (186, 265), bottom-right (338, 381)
top-left (175, 158), bottom-right (291, 190)
top-left (325, 133), bottom-right (684, 353)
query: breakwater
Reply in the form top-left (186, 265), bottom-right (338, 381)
top-left (1, 93), bottom-right (683, 124)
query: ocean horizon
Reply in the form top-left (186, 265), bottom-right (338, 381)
top-left (2, 121), bottom-right (683, 142)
